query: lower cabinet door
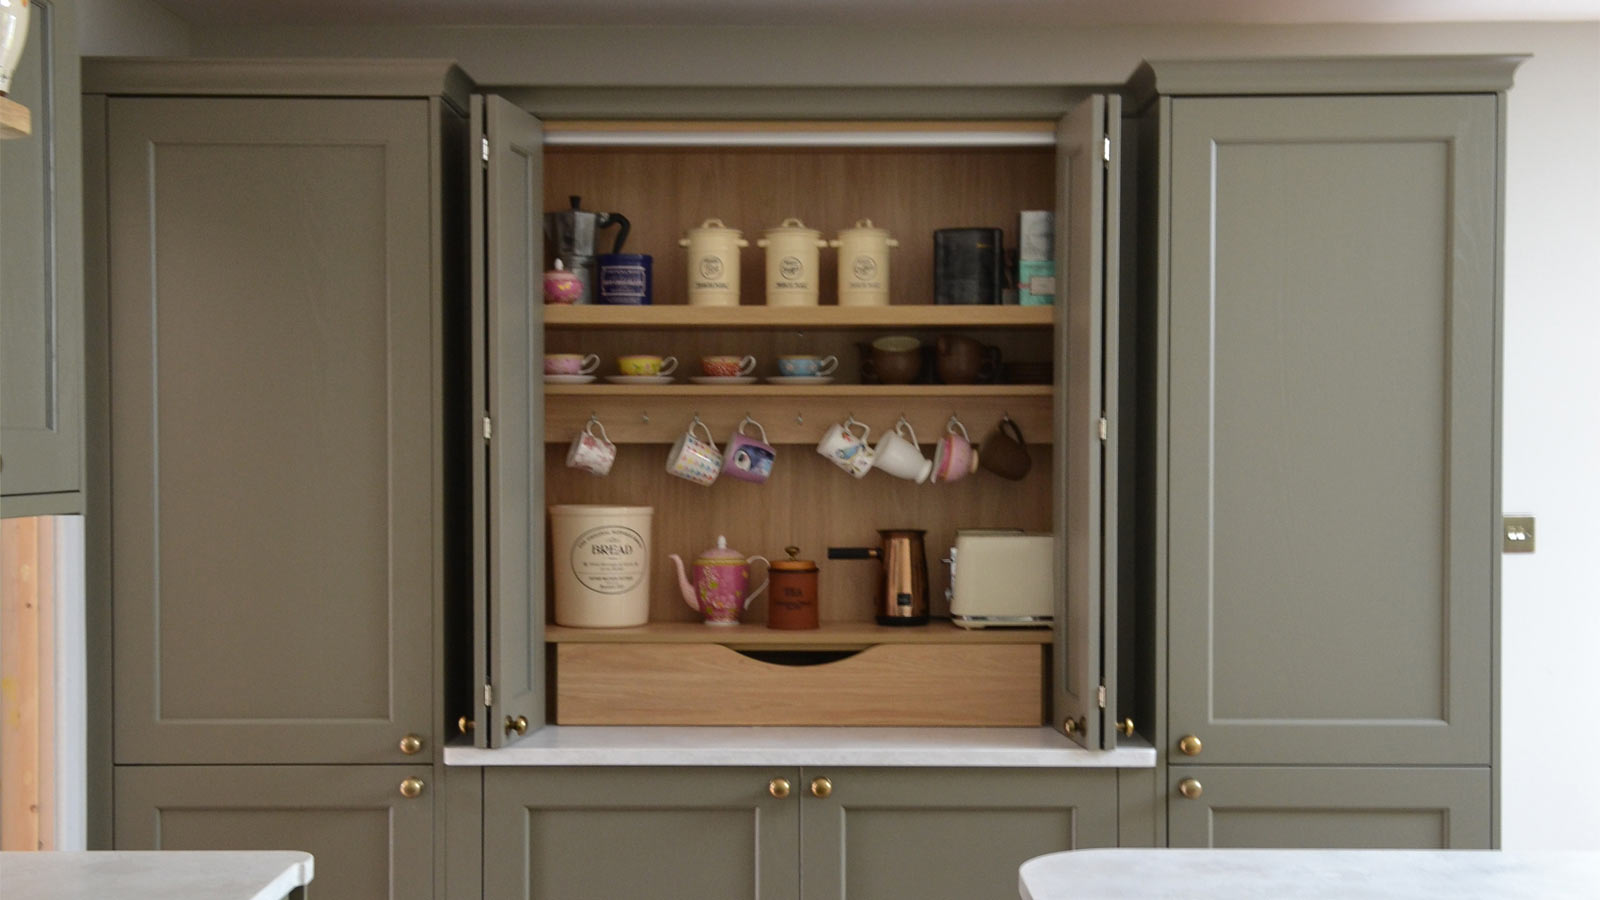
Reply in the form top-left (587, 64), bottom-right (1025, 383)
top-left (799, 768), bottom-right (1118, 900)
top-left (484, 767), bottom-right (800, 900)
top-left (1168, 766), bottom-right (1491, 849)
top-left (114, 765), bottom-right (433, 899)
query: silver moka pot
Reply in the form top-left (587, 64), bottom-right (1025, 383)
top-left (545, 195), bottom-right (631, 304)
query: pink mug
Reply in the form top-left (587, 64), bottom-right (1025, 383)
top-left (931, 415), bottom-right (980, 484)
top-left (723, 416), bottom-right (776, 483)
top-left (546, 353), bottom-right (601, 376)
top-left (566, 417), bottom-right (616, 476)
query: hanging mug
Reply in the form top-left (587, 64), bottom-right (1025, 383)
top-left (666, 416), bottom-right (722, 486)
top-left (931, 415), bottom-right (980, 484)
top-left (816, 416), bottom-right (875, 478)
top-left (723, 415), bottom-right (777, 483)
top-left (979, 415), bottom-right (1032, 480)
top-left (873, 416), bottom-right (933, 483)
top-left (566, 416), bottom-right (617, 476)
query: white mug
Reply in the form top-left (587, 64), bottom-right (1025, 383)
top-left (873, 417), bottom-right (933, 483)
top-left (566, 417), bottom-right (616, 476)
top-left (816, 416), bottom-right (875, 478)
top-left (666, 417), bottom-right (721, 486)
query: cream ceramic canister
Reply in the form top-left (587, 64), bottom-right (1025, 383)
top-left (668, 536), bottom-right (770, 626)
top-left (679, 219), bottom-right (748, 306)
top-left (757, 218), bottom-right (827, 307)
top-left (829, 218), bottom-right (899, 306)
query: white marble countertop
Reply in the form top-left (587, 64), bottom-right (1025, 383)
top-left (444, 726), bottom-right (1156, 767)
top-left (1019, 849), bottom-right (1600, 899)
top-left (0, 851), bottom-right (314, 900)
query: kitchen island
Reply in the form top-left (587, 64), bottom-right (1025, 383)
top-left (0, 851), bottom-right (313, 900)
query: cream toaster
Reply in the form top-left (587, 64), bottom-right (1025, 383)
top-left (948, 530), bottom-right (1054, 628)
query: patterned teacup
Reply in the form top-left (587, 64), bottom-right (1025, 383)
top-left (778, 354), bottom-right (838, 377)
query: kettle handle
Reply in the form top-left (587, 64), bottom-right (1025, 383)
top-left (743, 555), bottom-right (771, 608)
top-left (827, 547), bottom-right (880, 560)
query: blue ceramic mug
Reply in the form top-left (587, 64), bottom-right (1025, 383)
top-left (598, 253), bottom-right (653, 305)
top-left (777, 354), bottom-right (838, 377)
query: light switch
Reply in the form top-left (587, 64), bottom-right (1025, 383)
top-left (1503, 515), bottom-right (1536, 553)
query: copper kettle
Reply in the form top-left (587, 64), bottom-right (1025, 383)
top-left (827, 529), bottom-right (928, 626)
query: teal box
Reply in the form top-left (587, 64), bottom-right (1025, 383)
top-left (1018, 260), bottom-right (1056, 306)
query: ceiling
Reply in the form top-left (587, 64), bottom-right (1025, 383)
top-left (150, 0), bottom-right (1600, 28)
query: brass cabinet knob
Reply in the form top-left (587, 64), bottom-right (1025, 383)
top-left (399, 734), bottom-right (424, 755)
top-left (810, 776), bottom-right (833, 799)
top-left (1177, 778), bottom-right (1203, 800)
top-left (1063, 718), bottom-right (1080, 736)
top-left (457, 716), bottom-right (474, 735)
top-left (768, 778), bottom-right (791, 799)
top-left (1178, 734), bottom-right (1203, 756)
top-left (399, 777), bottom-right (425, 799)
top-left (1115, 718), bottom-right (1135, 736)
top-left (505, 715), bottom-right (529, 736)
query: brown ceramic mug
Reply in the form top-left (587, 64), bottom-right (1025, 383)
top-left (936, 334), bottom-right (1001, 385)
top-left (979, 415), bottom-right (1031, 480)
top-left (863, 335), bottom-right (922, 385)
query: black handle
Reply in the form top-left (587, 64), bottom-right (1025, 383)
top-left (827, 547), bottom-right (880, 560)
top-left (597, 212), bottom-right (631, 253)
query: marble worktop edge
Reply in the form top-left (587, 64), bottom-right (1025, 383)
top-left (443, 726), bottom-right (1157, 767)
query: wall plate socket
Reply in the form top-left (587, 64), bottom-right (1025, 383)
top-left (1503, 515), bottom-right (1535, 553)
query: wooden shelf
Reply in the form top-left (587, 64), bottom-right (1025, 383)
top-left (545, 384), bottom-right (1053, 444)
top-left (0, 98), bottom-right (31, 139)
top-left (547, 620), bottom-right (1051, 651)
top-left (544, 304), bottom-right (1053, 330)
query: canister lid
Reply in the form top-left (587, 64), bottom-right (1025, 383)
top-left (684, 218), bottom-right (743, 237)
top-left (771, 545), bottom-right (818, 571)
top-left (836, 218), bottom-right (892, 237)
top-left (763, 217), bottom-right (821, 238)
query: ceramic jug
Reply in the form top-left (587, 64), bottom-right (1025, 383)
top-left (669, 536), bottom-right (770, 625)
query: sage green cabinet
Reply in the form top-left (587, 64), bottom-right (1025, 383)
top-left (1139, 60), bottom-right (1509, 768)
top-left (1, 0), bottom-right (83, 512)
top-left (483, 767), bottom-right (1116, 900)
top-left (115, 764), bottom-right (433, 898)
top-left (1167, 766), bottom-right (1491, 849)
top-left (800, 767), bottom-right (1116, 900)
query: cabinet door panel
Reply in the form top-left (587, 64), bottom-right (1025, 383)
top-left (1, 0), bottom-right (83, 502)
top-left (485, 767), bottom-right (798, 900)
top-left (1168, 766), bottom-right (1490, 849)
top-left (108, 98), bottom-right (436, 763)
top-left (800, 768), bottom-right (1116, 900)
top-left (1167, 95), bottom-right (1496, 765)
top-left (115, 764), bottom-right (432, 899)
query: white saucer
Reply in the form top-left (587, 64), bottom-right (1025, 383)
top-left (605, 375), bottom-right (677, 385)
top-left (543, 374), bottom-right (597, 385)
top-left (689, 376), bottom-right (759, 385)
top-left (765, 375), bottom-right (835, 385)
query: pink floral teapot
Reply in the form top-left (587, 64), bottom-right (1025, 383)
top-left (669, 536), bottom-right (770, 626)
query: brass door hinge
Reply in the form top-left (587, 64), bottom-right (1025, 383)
top-left (483, 683), bottom-right (494, 707)
top-left (481, 136), bottom-right (490, 164)
top-left (483, 415), bottom-right (493, 441)
top-left (1097, 684), bottom-right (1107, 709)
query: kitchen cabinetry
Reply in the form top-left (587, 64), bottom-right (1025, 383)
top-left (482, 767), bottom-right (1115, 900)
top-left (1, 0), bottom-right (84, 513)
top-left (1166, 766), bottom-right (1491, 849)
top-left (1133, 56), bottom-right (1516, 845)
top-left (115, 764), bottom-right (434, 899)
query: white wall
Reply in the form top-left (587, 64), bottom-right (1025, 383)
top-left (183, 20), bottom-right (1600, 848)
top-left (77, 0), bottom-right (189, 56)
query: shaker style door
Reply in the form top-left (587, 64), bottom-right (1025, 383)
top-left (469, 95), bottom-right (545, 747)
top-left (1, 0), bottom-right (84, 506)
top-left (108, 97), bottom-right (437, 763)
top-left (1054, 93), bottom-right (1123, 748)
top-left (1165, 94), bottom-right (1497, 765)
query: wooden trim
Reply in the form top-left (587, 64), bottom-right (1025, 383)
top-left (545, 304), bottom-right (1052, 330)
top-left (545, 119), bottom-right (1057, 134)
top-left (547, 620), bottom-right (1050, 650)
top-left (494, 86), bottom-right (1084, 121)
top-left (0, 98), bottom-right (31, 138)
top-left (1, 518), bottom-right (55, 850)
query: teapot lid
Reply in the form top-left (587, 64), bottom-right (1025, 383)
top-left (695, 535), bottom-right (746, 562)
top-left (771, 545), bottom-right (818, 571)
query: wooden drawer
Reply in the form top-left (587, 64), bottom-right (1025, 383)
top-left (554, 642), bottom-right (1043, 726)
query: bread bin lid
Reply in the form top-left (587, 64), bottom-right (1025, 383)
top-left (771, 545), bottom-right (818, 572)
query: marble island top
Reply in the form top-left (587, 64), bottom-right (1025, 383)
top-left (444, 726), bottom-right (1156, 767)
top-left (0, 851), bottom-right (313, 900)
top-left (1019, 849), bottom-right (1600, 899)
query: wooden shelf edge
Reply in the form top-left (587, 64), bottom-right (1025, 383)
top-left (544, 305), bottom-right (1053, 330)
top-left (545, 384), bottom-right (1052, 397)
top-left (0, 97), bottom-right (32, 139)
top-left (546, 620), bottom-right (1052, 649)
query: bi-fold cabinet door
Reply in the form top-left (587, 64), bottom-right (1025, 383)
top-left (115, 764), bottom-right (434, 899)
top-left (1, 0), bottom-right (84, 510)
top-left (104, 94), bottom-right (440, 764)
top-left (1164, 92), bottom-right (1498, 766)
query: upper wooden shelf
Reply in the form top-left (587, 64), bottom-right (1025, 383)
top-left (546, 620), bottom-right (1051, 651)
top-left (543, 305), bottom-right (1054, 330)
top-left (0, 98), bottom-right (32, 139)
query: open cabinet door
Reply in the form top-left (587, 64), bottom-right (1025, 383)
top-left (1054, 94), bottom-right (1123, 748)
top-left (470, 95), bottom-right (544, 747)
